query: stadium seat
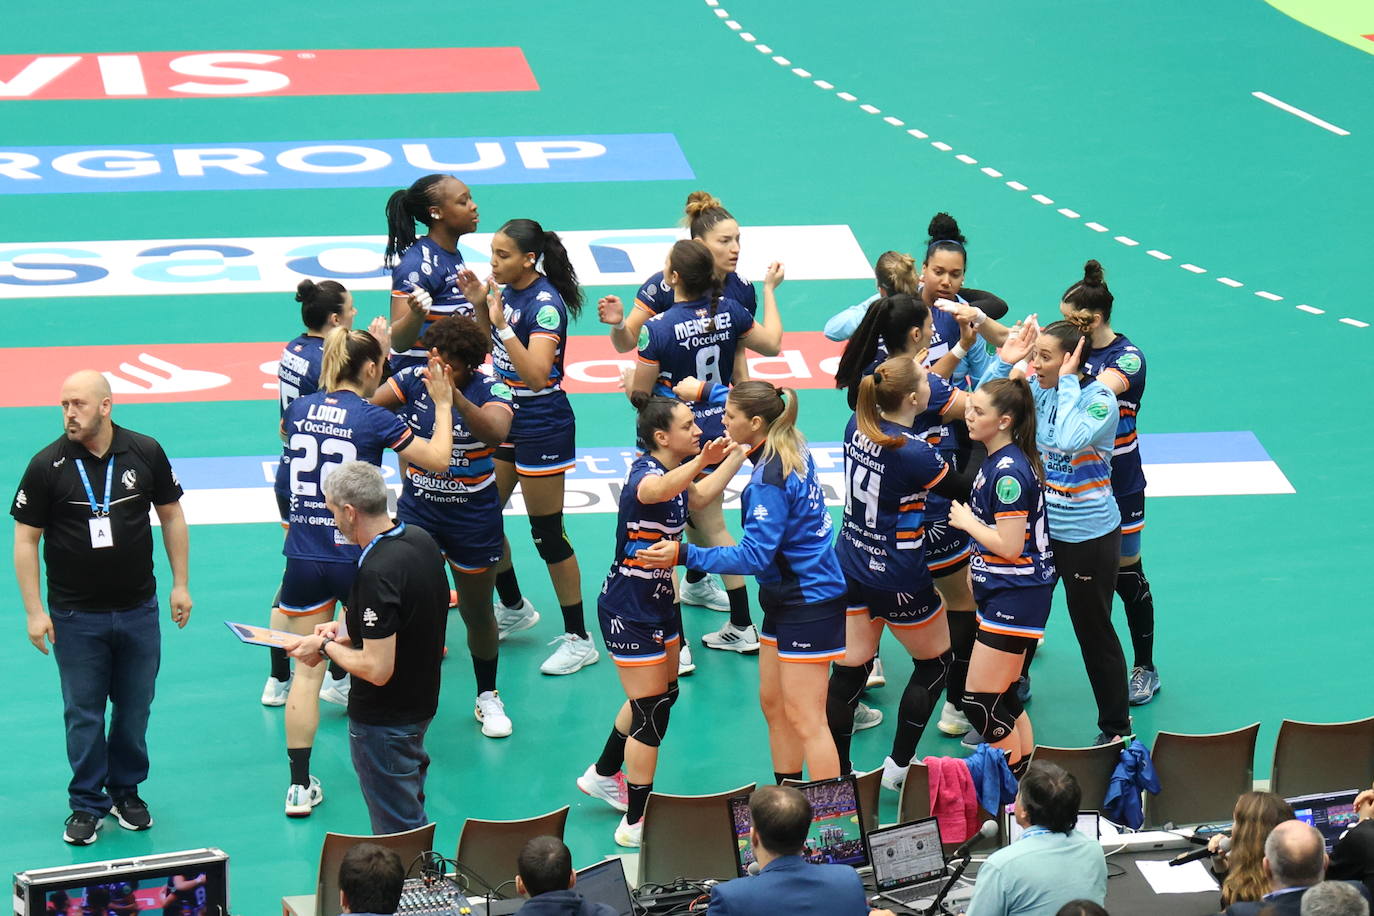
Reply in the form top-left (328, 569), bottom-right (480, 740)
top-left (1030, 740), bottom-right (1123, 813)
top-left (1145, 723), bottom-right (1260, 828)
top-left (1271, 716), bottom-right (1374, 799)
top-left (456, 806), bottom-right (570, 898)
top-left (311, 822), bottom-right (437, 916)
top-left (639, 783), bottom-right (756, 886)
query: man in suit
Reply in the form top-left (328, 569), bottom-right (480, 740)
top-left (707, 785), bottom-right (869, 915)
top-left (1220, 820), bottom-right (1327, 916)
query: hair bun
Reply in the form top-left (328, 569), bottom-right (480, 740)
top-left (1083, 259), bottom-right (1104, 286)
top-left (295, 278), bottom-right (317, 304)
top-left (926, 212), bottom-right (966, 246)
top-left (684, 190), bottom-right (723, 217)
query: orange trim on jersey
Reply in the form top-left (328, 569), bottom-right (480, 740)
top-left (1100, 368), bottom-right (1129, 390)
top-left (928, 544), bottom-right (974, 572)
top-left (387, 376), bottom-right (407, 403)
top-left (277, 598), bottom-right (337, 618)
top-left (632, 299), bottom-right (656, 317)
top-left (628, 530), bottom-right (665, 541)
top-left (447, 559), bottom-right (493, 574)
top-left (612, 653), bottom-right (669, 668)
top-left (898, 500), bottom-right (927, 512)
top-left (389, 431), bottom-right (415, 450)
top-left (517, 464), bottom-right (573, 477)
top-left (467, 447), bottom-right (497, 460)
top-left (404, 465), bottom-right (491, 486)
top-left (637, 355), bottom-right (659, 366)
top-left (846, 605), bottom-right (870, 617)
top-left (978, 618), bottom-right (1043, 637)
top-left (983, 552), bottom-right (1033, 566)
top-left (1121, 520), bottom-right (1146, 534)
top-left (994, 510), bottom-right (1029, 519)
top-left (1114, 433), bottom-right (1137, 447)
top-left (895, 529), bottom-right (924, 540)
top-left (529, 331), bottom-right (561, 341)
top-left (1047, 479), bottom-right (1111, 495)
top-left (1119, 407), bottom-right (1138, 418)
top-left (926, 465), bottom-right (950, 489)
top-left (1070, 453), bottom-right (1107, 466)
top-left (888, 604), bottom-right (948, 629)
top-left (780, 649), bottom-right (846, 665)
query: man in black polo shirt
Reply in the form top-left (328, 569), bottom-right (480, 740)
top-left (11, 370), bottom-right (192, 846)
top-left (286, 460), bottom-right (447, 834)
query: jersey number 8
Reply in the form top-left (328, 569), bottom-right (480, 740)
top-left (289, 435), bottom-right (359, 496)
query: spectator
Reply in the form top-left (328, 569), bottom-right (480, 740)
top-left (1329, 789), bottom-right (1374, 899)
top-left (965, 761), bottom-right (1107, 916)
top-left (706, 785), bottom-right (868, 915)
top-left (1056, 903), bottom-right (1109, 916)
top-left (1219, 820), bottom-right (1327, 916)
top-left (1300, 881), bottom-right (1368, 916)
top-left (339, 843), bottom-right (404, 915)
top-left (514, 836), bottom-right (615, 915)
top-left (1212, 792), bottom-right (1296, 907)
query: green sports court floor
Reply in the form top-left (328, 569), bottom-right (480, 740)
top-left (2, 1), bottom-right (1372, 911)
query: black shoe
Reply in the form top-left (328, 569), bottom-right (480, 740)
top-left (1015, 675), bottom-right (1032, 705)
top-left (961, 728), bottom-right (987, 748)
top-left (112, 793), bottom-right (153, 831)
top-left (63, 811), bottom-right (103, 845)
top-left (1092, 732), bottom-right (1125, 747)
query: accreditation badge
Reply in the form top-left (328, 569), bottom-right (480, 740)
top-left (89, 517), bottom-right (114, 548)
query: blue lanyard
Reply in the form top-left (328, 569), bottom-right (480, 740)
top-left (358, 522), bottom-right (405, 567)
top-left (75, 458), bottom-right (114, 518)
top-left (1020, 826), bottom-right (1053, 840)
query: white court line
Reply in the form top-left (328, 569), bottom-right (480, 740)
top-left (1115, 236), bottom-right (1139, 246)
top-left (1297, 305), bottom-right (1324, 315)
top-left (1252, 92), bottom-right (1350, 136)
top-left (1341, 318), bottom-right (1370, 328)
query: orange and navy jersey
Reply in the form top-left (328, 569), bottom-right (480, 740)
top-left (280, 390), bottom-right (414, 562)
top-left (968, 443), bottom-right (1055, 589)
top-left (837, 414), bottom-right (949, 592)
top-left (600, 454), bottom-right (684, 622)
top-left (1083, 333), bottom-right (1147, 498)
top-left (635, 269), bottom-right (758, 318)
top-left (390, 237), bottom-right (472, 361)
top-left (387, 365), bottom-right (512, 525)
top-left (638, 295), bottom-right (755, 441)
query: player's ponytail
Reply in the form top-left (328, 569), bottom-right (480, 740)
top-left (682, 190), bottom-right (734, 240)
top-left (297, 279), bottom-right (349, 331)
top-left (874, 251), bottom-right (919, 296)
top-left (924, 211), bottom-right (969, 265)
top-left (384, 174), bottom-right (447, 267)
top-left (1060, 258), bottom-right (1114, 325)
top-left (730, 381), bottom-right (807, 479)
top-left (500, 219), bottom-right (584, 319)
top-left (855, 357), bottom-right (920, 449)
top-left (1040, 319), bottom-right (1086, 376)
top-left (834, 293), bottom-right (930, 392)
top-left (667, 240), bottom-right (720, 331)
top-left (320, 328), bottom-right (382, 392)
top-left (982, 377), bottom-right (1043, 483)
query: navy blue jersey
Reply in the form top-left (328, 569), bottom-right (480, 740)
top-left (635, 269), bottom-right (757, 317)
top-left (280, 390), bottom-right (414, 562)
top-left (926, 296), bottom-right (995, 390)
top-left (390, 237), bottom-right (472, 361)
top-left (492, 275), bottom-right (575, 430)
top-left (638, 295), bottom-right (755, 440)
top-left (837, 415), bottom-right (950, 591)
top-left (387, 365), bottom-right (513, 527)
top-left (1082, 333), bottom-right (1147, 497)
top-left (685, 448), bottom-right (846, 614)
top-left (600, 454), bottom-right (685, 622)
top-left (277, 333), bottom-right (324, 414)
top-left (967, 443), bottom-right (1054, 594)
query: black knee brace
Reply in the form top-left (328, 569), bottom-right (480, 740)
top-left (826, 662), bottom-right (871, 737)
top-left (961, 689), bottom-right (1018, 743)
top-left (902, 650), bottom-right (954, 726)
top-left (529, 511), bottom-right (575, 564)
top-left (628, 692), bottom-right (674, 748)
top-left (667, 679), bottom-right (680, 707)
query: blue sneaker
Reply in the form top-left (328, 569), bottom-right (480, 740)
top-left (1128, 666), bottom-right (1161, 706)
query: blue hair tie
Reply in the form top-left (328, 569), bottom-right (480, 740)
top-left (927, 238), bottom-right (966, 256)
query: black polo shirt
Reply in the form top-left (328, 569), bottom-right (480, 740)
top-left (11, 424), bottom-right (183, 611)
top-left (344, 522), bottom-right (448, 726)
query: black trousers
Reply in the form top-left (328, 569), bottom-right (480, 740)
top-left (1051, 530), bottom-right (1131, 737)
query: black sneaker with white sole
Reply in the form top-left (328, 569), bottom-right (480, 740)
top-left (112, 793), bottom-right (153, 830)
top-left (63, 811), bottom-right (103, 845)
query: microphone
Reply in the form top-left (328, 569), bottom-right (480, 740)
top-left (1170, 836), bottom-right (1229, 866)
top-left (951, 819), bottom-right (999, 859)
top-left (746, 860), bottom-right (761, 876)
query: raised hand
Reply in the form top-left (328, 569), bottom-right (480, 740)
top-left (764, 261), bottom-right (785, 290)
top-left (598, 295), bottom-right (626, 326)
top-left (997, 314), bottom-right (1039, 365)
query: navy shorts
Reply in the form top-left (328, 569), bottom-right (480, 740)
top-left (496, 399), bottom-right (576, 476)
top-left (974, 584), bottom-right (1054, 641)
top-left (1116, 489), bottom-right (1146, 556)
top-left (597, 602), bottom-right (681, 667)
top-left (399, 509), bottom-right (503, 574)
top-left (278, 557), bottom-right (355, 617)
top-left (925, 510), bottom-right (973, 576)
top-left (846, 580), bottom-right (946, 630)
top-left (760, 598), bottom-right (847, 664)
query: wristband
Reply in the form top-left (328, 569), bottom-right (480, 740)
top-left (970, 308), bottom-right (988, 329)
top-left (614, 320), bottom-right (626, 331)
top-left (318, 634), bottom-right (333, 658)
top-left (497, 326), bottom-right (517, 342)
top-left (951, 342), bottom-right (969, 360)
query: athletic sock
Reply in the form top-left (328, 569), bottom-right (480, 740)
top-left (1009, 756), bottom-right (1030, 780)
top-left (495, 568), bottom-right (523, 607)
top-left (1116, 559), bottom-right (1155, 669)
top-left (1020, 642), bottom-right (1037, 679)
top-left (595, 728), bottom-right (628, 777)
top-left (726, 586), bottom-right (752, 629)
top-left (774, 771), bottom-right (803, 785)
top-left (826, 662), bottom-right (871, 775)
top-left (472, 655), bottom-right (499, 695)
top-left (626, 781), bottom-right (653, 826)
top-left (560, 601), bottom-right (588, 640)
top-left (288, 747), bottom-right (311, 787)
top-left (685, 569), bottom-right (707, 584)
top-left (946, 610), bottom-right (977, 710)
top-left (891, 650), bottom-right (953, 767)
top-left (270, 647), bottom-right (291, 682)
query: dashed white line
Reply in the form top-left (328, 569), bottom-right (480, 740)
top-left (791, 67), bottom-right (810, 77)
top-left (772, 55), bottom-right (790, 65)
top-left (1255, 291), bottom-right (1283, 301)
top-left (836, 91), bottom-right (857, 102)
top-left (1217, 277), bottom-right (1243, 287)
top-left (1031, 194), bottom-right (1054, 204)
top-left (1058, 208), bottom-right (1081, 219)
top-left (884, 116), bottom-right (904, 126)
top-left (1297, 305), bottom-right (1324, 315)
top-left (1006, 181), bottom-right (1028, 191)
top-left (755, 44), bottom-right (773, 53)
top-left (955, 154), bottom-right (977, 164)
top-left (931, 141), bottom-right (952, 151)
top-left (1085, 222), bottom-right (1109, 232)
top-left (740, 31), bottom-right (755, 41)
top-left (1252, 91), bottom-right (1351, 137)
top-left (714, 7), bottom-right (729, 17)
top-left (726, 19), bottom-right (741, 29)
top-left (814, 79), bottom-right (833, 89)
top-left (1114, 236), bottom-right (1139, 246)
top-left (981, 167), bottom-right (1003, 177)
top-left (1340, 318), bottom-right (1369, 328)
top-left (1147, 250), bottom-right (1172, 260)
top-left (1181, 264), bottom-right (1207, 274)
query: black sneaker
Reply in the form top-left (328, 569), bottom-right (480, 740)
top-left (112, 793), bottom-right (153, 831)
top-left (63, 811), bottom-right (103, 845)
top-left (1092, 732), bottom-right (1125, 747)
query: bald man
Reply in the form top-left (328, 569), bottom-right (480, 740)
top-left (11, 370), bottom-right (192, 846)
top-left (1219, 820), bottom-right (1333, 916)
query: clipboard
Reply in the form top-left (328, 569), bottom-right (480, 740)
top-left (224, 621), bottom-right (299, 648)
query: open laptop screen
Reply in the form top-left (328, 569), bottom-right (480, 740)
top-left (865, 818), bottom-right (946, 892)
top-left (574, 858), bottom-right (635, 916)
top-left (1287, 790), bottom-right (1359, 853)
top-left (728, 775), bottom-right (868, 877)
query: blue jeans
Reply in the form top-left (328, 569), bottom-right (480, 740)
top-left (348, 718), bottom-right (432, 834)
top-left (50, 595), bottom-right (161, 815)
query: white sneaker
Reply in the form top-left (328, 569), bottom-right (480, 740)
top-left (680, 575), bottom-right (729, 611)
top-left (284, 776), bottom-right (324, 817)
top-left (854, 702), bottom-right (883, 731)
top-left (261, 675), bottom-right (291, 707)
top-left (614, 815), bottom-right (644, 848)
top-left (319, 676), bottom-right (350, 706)
top-left (867, 657), bottom-right (886, 689)
top-left (881, 756), bottom-right (909, 792)
top-left (475, 691), bottom-right (513, 738)
top-left (937, 701), bottom-right (971, 736)
top-left (577, 764), bottom-right (628, 813)
top-left (540, 633), bottom-right (600, 675)
top-left (701, 622), bottom-right (760, 653)
top-left (677, 642), bottom-right (696, 676)
top-left (496, 598), bottom-right (540, 640)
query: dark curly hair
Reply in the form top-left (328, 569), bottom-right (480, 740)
top-left (420, 315), bottom-right (490, 371)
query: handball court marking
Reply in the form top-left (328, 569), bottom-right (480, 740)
top-left (701, 0), bottom-right (1371, 330)
top-left (1251, 90), bottom-right (1351, 135)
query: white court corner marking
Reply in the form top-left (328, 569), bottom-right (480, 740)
top-left (701, 0), bottom-right (1368, 331)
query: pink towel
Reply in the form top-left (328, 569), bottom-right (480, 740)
top-left (924, 755), bottom-right (981, 844)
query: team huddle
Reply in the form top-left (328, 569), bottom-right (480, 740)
top-left (263, 175), bottom-right (1158, 848)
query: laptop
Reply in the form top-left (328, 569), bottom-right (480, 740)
top-left (1287, 790), bottom-right (1360, 853)
top-left (864, 817), bottom-right (969, 909)
top-left (728, 774), bottom-right (869, 878)
top-left (574, 858), bottom-right (635, 916)
top-left (1003, 806), bottom-right (1102, 845)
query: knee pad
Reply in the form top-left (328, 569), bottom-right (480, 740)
top-left (828, 663), bottom-right (870, 707)
top-left (1000, 684), bottom-right (1024, 722)
top-left (628, 692), bottom-right (674, 748)
top-left (667, 680), bottom-right (680, 707)
top-left (961, 690), bottom-right (1018, 743)
top-left (913, 649), bottom-right (954, 693)
top-left (529, 512), bottom-right (575, 564)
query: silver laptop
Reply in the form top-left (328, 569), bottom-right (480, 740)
top-left (865, 817), bottom-right (969, 909)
